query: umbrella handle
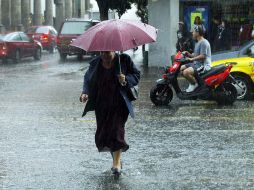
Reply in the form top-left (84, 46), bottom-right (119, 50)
top-left (121, 80), bottom-right (127, 86)
top-left (118, 52), bottom-right (122, 74)
top-left (118, 52), bottom-right (127, 86)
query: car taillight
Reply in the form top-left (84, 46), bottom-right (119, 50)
top-left (0, 44), bottom-right (7, 55)
top-left (41, 34), bottom-right (49, 42)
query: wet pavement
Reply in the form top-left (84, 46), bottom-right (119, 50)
top-left (0, 51), bottom-right (254, 190)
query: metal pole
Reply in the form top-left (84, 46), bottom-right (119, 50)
top-left (118, 51), bottom-right (122, 74)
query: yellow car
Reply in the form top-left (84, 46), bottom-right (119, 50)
top-left (212, 57), bottom-right (254, 100)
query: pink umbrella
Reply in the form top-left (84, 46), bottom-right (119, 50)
top-left (71, 19), bottom-right (157, 52)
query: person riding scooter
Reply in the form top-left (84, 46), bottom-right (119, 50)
top-left (181, 25), bottom-right (211, 93)
top-left (150, 50), bottom-right (237, 106)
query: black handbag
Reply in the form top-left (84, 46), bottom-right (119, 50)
top-left (127, 85), bottom-right (139, 101)
top-left (118, 54), bottom-right (139, 101)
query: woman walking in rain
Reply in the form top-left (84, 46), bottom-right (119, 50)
top-left (74, 19), bottom-right (156, 176)
top-left (80, 51), bottom-right (140, 175)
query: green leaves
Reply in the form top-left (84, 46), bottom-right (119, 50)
top-left (95, 0), bottom-right (148, 21)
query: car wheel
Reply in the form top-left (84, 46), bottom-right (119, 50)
top-left (60, 53), bottom-right (67, 60)
top-left (150, 84), bottom-right (173, 106)
top-left (214, 83), bottom-right (237, 105)
top-left (34, 48), bottom-right (42, 60)
top-left (49, 43), bottom-right (56, 54)
top-left (2, 58), bottom-right (8, 64)
top-left (92, 52), bottom-right (100, 57)
top-left (13, 50), bottom-right (21, 63)
top-left (77, 54), bottom-right (83, 61)
top-left (231, 74), bottom-right (252, 100)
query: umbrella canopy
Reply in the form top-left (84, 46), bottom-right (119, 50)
top-left (71, 19), bottom-right (157, 52)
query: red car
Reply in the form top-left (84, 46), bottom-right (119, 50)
top-left (0, 32), bottom-right (42, 63)
top-left (57, 19), bottom-right (99, 60)
top-left (26, 26), bottom-right (57, 53)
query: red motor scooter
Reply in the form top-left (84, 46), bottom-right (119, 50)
top-left (150, 51), bottom-right (237, 106)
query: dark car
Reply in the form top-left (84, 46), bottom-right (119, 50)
top-left (0, 32), bottom-right (42, 63)
top-left (57, 18), bottom-right (99, 60)
top-left (26, 26), bottom-right (58, 53)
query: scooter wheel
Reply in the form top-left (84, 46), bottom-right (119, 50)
top-left (214, 83), bottom-right (237, 105)
top-left (150, 84), bottom-right (173, 106)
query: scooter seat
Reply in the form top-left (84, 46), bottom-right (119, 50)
top-left (201, 64), bottom-right (227, 78)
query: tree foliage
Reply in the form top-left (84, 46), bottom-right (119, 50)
top-left (134, 0), bottom-right (148, 23)
top-left (96, 0), bottom-right (148, 21)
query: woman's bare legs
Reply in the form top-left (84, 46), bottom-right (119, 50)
top-left (110, 151), bottom-right (114, 168)
top-left (113, 149), bottom-right (122, 169)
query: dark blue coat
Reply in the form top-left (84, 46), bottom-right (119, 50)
top-left (82, 53), bottom-right (140, 118)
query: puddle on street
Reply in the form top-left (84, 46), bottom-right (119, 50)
top-left (0, 53), bottom-right (253, 189)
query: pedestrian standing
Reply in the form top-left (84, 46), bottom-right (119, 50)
top-left (80, 51), bottom-right (140, 175)
top-left (214, 20), bottom-right (232, 51)
top-left (210, 16), bottom-right (221, 51)
top-left (176, 22), bottom-right (194, 53)
top-left (190, 16), bottom-right (206, 34)
top-left (239, 20), bottom-right (252, 45)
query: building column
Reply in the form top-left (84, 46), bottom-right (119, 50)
top-left (72, 0), bottom-right (75, 17)
top-left (148, 0), bottom-right (179, 66)
top-left (34, 0), bottom-right (42, 25)
top-left (73, 0), bottom-right (79, 18)
top-left (11, 0), bottom-right (23, 31)
top-left (80, 0), bottom-right (86, 18)
top-left (21, 0), bottom-right (30, 30)
top-left (0, 0), bottom-right (4, 33)
top-left (45, 0), bottom-right (53, 25)
top-left (65, 0), bottom-right (73, 19)
top-left (0, 0), bottom-right (2, 24)
top-left (2, 0), bottom-right (10, 30)
top-left (85, 0), bottom-right (91, 12)
top-left (55, 0), bottom-right (65, 31)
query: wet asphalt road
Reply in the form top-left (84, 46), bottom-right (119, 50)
top-left (0, 51), bottom-right (254, 190)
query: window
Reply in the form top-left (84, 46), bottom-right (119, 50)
top-left (13, 34), bottom-right (23, 41)
top-left (36, 27), bottom-right (50, 34)
top-left (249, 45), bottom-right (254, 55)
top-left (20, 33), bottom-right (30, 42)
top-left (180, 0), bottom-right (254, 53)
top-left (26, 27), bottom-right (37, 33)
top-left (3, 33), bottom-right (22, 41)
top-left (60, 21), bottom-right (92, 35)
top-left (50, 28), bottom-right (57, 35)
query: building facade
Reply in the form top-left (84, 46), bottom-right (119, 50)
top-left (148, 0), bottom-right (254, 66)
top-left (148, 0), bottom-right (179, 67)
top-left (0, 0), bottom-right (91, 32)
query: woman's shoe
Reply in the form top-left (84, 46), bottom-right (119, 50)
top-left (112, 167), bottom-right (121, 176)
top-left (111, 163), bottom-right (122, 174)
